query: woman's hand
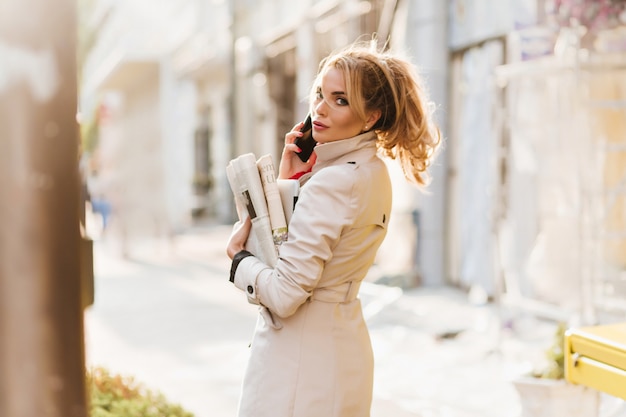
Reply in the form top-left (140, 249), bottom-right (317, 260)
top-left (226, 216), bottom-right (252, 259)
top-left (278, 121), bottom-right (317, 179)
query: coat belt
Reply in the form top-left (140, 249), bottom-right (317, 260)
top-left (310, 281), bottom-right (361, 303)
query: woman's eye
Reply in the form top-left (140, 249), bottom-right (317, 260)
top-left (336, 97), bottom-right (349, 106)
top-left (315, 89), bottom-right (323, 100)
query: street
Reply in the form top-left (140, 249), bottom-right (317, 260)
top-left (84, 225), bottom-right (623, 417)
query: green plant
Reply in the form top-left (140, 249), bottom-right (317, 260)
top-left (80, 115), bottom-right (99, 154)
top-left (532, 322), bottom-right (566, 380)
top-left (87, 367), bottom-right (195, 417)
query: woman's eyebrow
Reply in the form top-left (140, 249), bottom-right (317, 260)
top-left (331, 91), bottom-right (346, 95)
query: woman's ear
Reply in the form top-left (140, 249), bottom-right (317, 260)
top-left (365, 109), bottom-right (382, 129)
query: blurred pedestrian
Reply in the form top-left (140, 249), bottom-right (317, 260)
top-left (90, 195), bottom-right (111, 231)
top-left (226, 40), bottom-right (442, 417)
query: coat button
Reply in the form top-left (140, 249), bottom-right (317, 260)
top-left (247, 285), bottom-right (254, 294)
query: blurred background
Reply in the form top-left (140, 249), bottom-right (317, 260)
top-left (2, 0), bottom-right (626, 416)
top-left (79, 0), bottom-right (626, 323)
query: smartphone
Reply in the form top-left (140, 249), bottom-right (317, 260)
top-left (294, 114), bottom-right (317, 162)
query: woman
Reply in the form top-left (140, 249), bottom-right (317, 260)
top-left (226, 42), bottom-right (441, 417)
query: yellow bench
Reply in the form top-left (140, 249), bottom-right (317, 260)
top-left (565, 322), bottom-right (626, 400)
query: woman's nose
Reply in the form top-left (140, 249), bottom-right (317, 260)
top-left (314, 99), bottom-right (327, 116)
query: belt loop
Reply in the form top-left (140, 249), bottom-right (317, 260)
top-left (344, 281), bottom-right (353, 302)
top-left (345, 281), bottom-right (361, 302)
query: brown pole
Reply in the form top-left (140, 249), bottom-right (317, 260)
top-left (0, 0), bottom-right (87, 416)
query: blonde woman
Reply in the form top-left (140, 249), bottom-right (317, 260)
top-left (227, 42), bottom-right (442, 417)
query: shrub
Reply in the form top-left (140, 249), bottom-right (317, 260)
top-left (532, 322), bottom-right (566, 380)
top-left (87, 367), bottom-right (195, 417)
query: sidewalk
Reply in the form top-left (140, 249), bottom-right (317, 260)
top-left (85, 224), bottom-right (626, 417)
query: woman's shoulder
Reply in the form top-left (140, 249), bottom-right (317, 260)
top-left (307, 156), bottom-right (388, 193)
top-left (309, 161), bottom-right (360, 188)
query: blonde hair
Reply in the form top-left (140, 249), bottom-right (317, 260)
top-left (312, 42), bottom-right (442, 187)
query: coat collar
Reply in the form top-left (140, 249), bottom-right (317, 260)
top-left (311, 131), bottom-right (378, 174)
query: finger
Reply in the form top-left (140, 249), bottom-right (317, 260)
top-left (285, 121), bottom-right (306, 142)
top-left (229, 219), bottom-right (244, 239)
top-left (242, 215), bottom-right (252, 231)
top-left (303, 150), bottom-right (317, 169)
top-left (283, 143), bottom-right (301, 154)
top-left (227, 217), bottom-right (250, 258)
top-left (285, 130), bottom-right (303, 144)
top-left (291, 121), bottom-right (305, 132)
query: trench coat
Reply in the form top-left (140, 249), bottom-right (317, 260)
top-left (232, 131), bottom-right (392, 417)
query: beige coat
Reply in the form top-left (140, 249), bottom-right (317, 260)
top-left (233, 132), bottom-right (392, 417)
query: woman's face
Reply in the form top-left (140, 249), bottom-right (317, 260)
top-left (310, 67), bottom-right (365, 144)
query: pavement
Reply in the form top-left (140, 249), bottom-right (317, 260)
top-left (84, 223), bottom-right (626, 417)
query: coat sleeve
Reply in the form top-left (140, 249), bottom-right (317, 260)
top-left (232, 165), bottom-right (356, 318)
top-left (232, 256), bottom-right (311, 318)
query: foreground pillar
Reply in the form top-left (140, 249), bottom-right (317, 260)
top-left (0, 0), bottom-right (87, 416)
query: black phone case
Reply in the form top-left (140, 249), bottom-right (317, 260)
top-left (294, 115), bottom-right (317, 162)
